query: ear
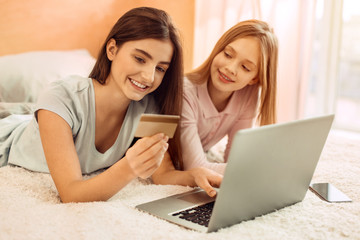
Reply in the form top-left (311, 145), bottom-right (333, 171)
top-left (248, 77), bottom-right (259, 86)
top-left (106, 38), bottom-right (118, 61)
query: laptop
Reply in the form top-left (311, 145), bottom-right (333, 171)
top-left (136, 114), bottom-right (334, 232)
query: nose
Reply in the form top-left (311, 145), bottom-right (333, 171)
top-left (141, 66), bottom-right (155, 84)
top-left (225, 60), bottom-right (238, 77)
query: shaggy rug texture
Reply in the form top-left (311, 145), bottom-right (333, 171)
top-left (0, 130), bottom-right (359, 240)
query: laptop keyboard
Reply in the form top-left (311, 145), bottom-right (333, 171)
top-left (171, 201), bottom-right (214, 227)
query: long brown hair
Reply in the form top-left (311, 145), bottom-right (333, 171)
top-left (89, 7), bottom-right (184, 169)
top-left (187, 19), bottom-right (278, 125)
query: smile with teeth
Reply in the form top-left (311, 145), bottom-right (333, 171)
top-left (219, 71), bottom-right (234, 82)
top-left (129, 78), bottom-right (148, 89)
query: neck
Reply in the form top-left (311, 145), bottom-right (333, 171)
top-left (207, 80), bottom-right (232, 112)
top-left (92, 79), bottom-right (130, 116)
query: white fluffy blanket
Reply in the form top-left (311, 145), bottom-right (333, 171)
top-left (1, 131), bottom-right (360, 240)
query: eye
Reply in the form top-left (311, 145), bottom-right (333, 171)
top-left (156, 66), bottom-right (166, 73)
top-left (242, 65), bottom-right (250, 72)
top-left (134, 56), bottom-right (145, 63)
top-left (224, 51), bottom-right (232, 58)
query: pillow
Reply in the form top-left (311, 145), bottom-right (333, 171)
top-left (0, 102), bottom-right (36, 119)
top-left (0, 49), bottom-right (96, 103)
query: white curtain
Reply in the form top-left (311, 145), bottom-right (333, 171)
top-left (193, 0), bottom-right (317, 122)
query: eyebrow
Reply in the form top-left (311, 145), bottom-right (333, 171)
top-left (135, 48), bottom-right (171, 65)
top-left (225, 45), bottom-right (257, 68)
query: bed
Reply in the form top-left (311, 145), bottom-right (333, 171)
top-left (1, 2), bottom-right (360, 240)
top-left (0, 126), bottom-right (359, 239)
top-left (1, 49), bottom-right (360, 240)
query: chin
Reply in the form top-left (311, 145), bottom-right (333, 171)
top-left (132, 96), bottom-right (146, 102)
top-left (125, 92), bottom-right (145, 102)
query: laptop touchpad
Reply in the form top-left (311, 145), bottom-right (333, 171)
top-left (177, 191), bottom-right (215, 204)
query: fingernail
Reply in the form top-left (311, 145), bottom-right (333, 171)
top-left (210, 190), bottom-right (216, 197)
top-left (157, 133), bottom-right (165, 139)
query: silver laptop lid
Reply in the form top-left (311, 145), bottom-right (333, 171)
top-left (207, 114), bottom-right (334, 232)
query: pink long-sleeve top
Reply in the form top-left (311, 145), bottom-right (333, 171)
top-left (180, 78), bottom-right (259, 174)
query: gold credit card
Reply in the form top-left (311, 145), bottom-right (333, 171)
top-left (134, 114), bottom-right (180, 138)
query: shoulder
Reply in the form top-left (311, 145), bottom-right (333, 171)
top-left (36, 75), bottom-right (92, 103)
top-left (182, 77), bottom-right (208, 116)
top-left (47, 75), bottom-right (92, 94)
top-left (183, 77), bottom-right (201, 100)
top-left (183, 77), bottom-right (197, 91)
top-left (37, 75), bottom-right (93, 108)
top-left (35, 75), bottom-right (93, 128)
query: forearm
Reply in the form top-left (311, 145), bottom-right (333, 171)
top-left (152, 168), bottom-right (196, 187)
top-left (59, 159), bottom-right (136, 203)
top-left (181, 123), bottom-right (226, 175)
top-left (151, 152), bottom-right (195, 187)
top-left (152, 159), bottom-right (223, 198)
top-left (187, 160), bottom-right (226, 175)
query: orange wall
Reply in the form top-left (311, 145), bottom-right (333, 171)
top-left (0, 0), bottom-right (195, 71)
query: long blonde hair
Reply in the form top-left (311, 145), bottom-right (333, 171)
top-left (187, 19), bottom-right (278, 125)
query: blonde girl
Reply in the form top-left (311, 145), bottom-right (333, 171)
top-left (181, 19), bottom-right (278, 174)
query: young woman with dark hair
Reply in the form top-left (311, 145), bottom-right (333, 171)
top-left (0, 7), bottom-right (222, 203)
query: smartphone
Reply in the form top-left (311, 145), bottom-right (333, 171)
top-left (309, 183), bottom-right (352, 203)
top-left (134, 114), bottom-right (180, 138)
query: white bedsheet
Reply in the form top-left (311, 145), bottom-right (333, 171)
top-left (0, 130), bottom-right (359, 240)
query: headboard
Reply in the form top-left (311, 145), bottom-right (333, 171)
top-left (0, 0), bottom-right (194, 71)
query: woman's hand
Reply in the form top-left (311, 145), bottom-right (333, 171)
top-left (125, 133), bottom-right (169, 179)
top-left (188, 167), bottom-right (223, 197)
top-left (152, 155), bottom-right (223, 197)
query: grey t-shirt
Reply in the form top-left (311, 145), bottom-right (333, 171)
top-left (7, 75), bottom-right (158, 174)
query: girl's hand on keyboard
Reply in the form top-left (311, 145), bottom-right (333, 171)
top-left (189, 167), bottom-right (223, 197)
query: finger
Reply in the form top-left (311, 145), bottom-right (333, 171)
top-left (126, 134), bottom-right (166, 161)
top-left (197, 177), bottom-right (217, 197)
top-left (137, 149), bottom-right (167, 179)
top-left (132, 133), bottom-right (168, 156)
top-left (130, 143), bottom-right (168, 178)
top-left (141, 144), bottom-right (167, 170)
top-left (208, 174), bottom-right (223, 188)
top-left (138, 139), bottom-right (168, 164)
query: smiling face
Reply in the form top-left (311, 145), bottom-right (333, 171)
top-left (209, 36), bottom-right (261, 99)
top-left (106, 38), bottom-right (174, 102)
